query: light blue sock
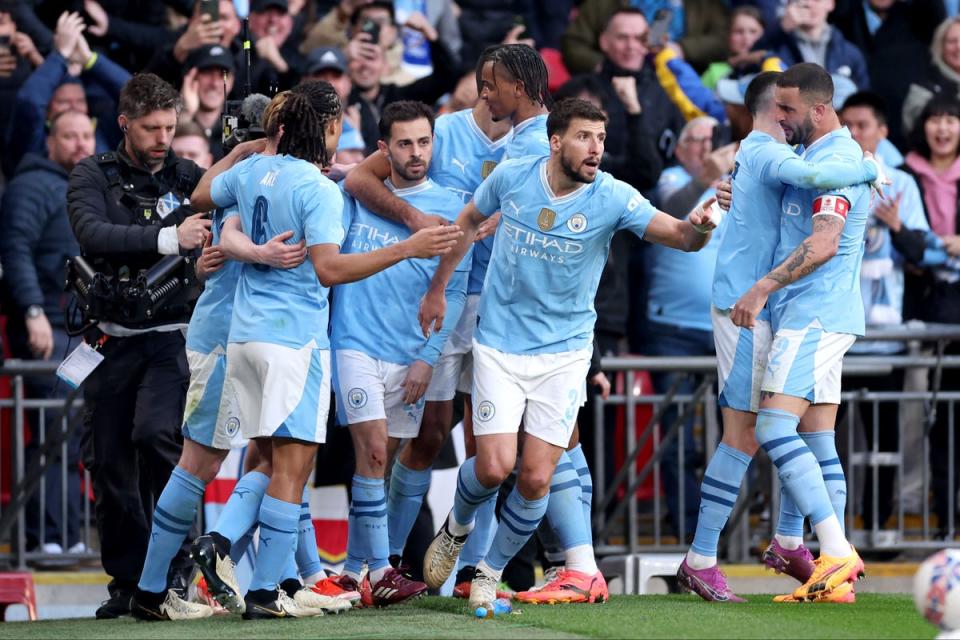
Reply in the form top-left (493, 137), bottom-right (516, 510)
top-left (458, 495), bottom-right (496, 569)
top-left (777, 485), bottom-right (806, 537)
top-left (387, 461), bottom-right (432, 557)
top-left (248, 495), bottom-right (300, 592)
top-left (296, 486), bottom-right (323, 580)
top-left (214, 471), bottom-right (270, 545)
top-left (544, 452), bottom-right (590, 551)
top-left (690, 444), bottom-right (752, 557)
top-left (802, 431), bottom-right (847, 533)
top-left (756, 409), bottom-right (833, 526)
top-left (280, 554), bottom-right (300, 584)
top-left (567, 445), bottom-right (594, 545)
top-left (453, 457), bottom-right (499, 528)
top-left (484, 486), bottom-right (548, 572)
top-left (349, 475), bottom-right (390, 574)
top-left (229, 526), bottom-right (255, 565)
top-left (138, 466), bottom-right (204, 593)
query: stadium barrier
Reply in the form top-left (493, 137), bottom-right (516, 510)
top-left (1, 324), bottom-right (959, 571)
top-left (592, 323), bottom-right (960, 561)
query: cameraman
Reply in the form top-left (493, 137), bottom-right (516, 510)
top-left (66, 73), bottom-right (209, 619)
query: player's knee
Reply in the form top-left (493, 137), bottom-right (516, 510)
top-left (517, 468), bottom-right (552, 500)
top-left (723, 430), bottom-right (759, 457)
top-left (358, 442), bottom-right (389, 476)
top-left (474, 456), bottom-right (510, 488)
top-left (410, 428), bottom-right (446, 465)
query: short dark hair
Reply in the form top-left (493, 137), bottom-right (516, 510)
top-left (776, 63), bottom-right (834, 105)
top-left (547, 98), bottom-right (608, 138)
top-left (603, 6), bottom-right (647, 33)
top-left (744, 71), bottom-right (781, 117)
top-left (731, 5), bottom-right (764, 30)
top-left (840, 91), bottom-right (888, 126)
top-left (553, 75), bottom-right (608, 110)
top-left (475, 44), bottom-right (551, 108)
top-left (118, 73), bottom-right (182, 120)
top-left (378, 100), bottom-right (435, 141)
top-left (911, 94), bottom-right (960, 159)
top-left (350, 1), bottom-right (394, 26)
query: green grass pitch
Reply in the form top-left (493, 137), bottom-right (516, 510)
top-left (0, 594), bottom-right (935, 639)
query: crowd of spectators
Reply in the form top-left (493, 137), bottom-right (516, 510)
top-left (3, 0), bottom-right (960, 551)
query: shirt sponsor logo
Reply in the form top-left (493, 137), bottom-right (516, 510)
top-left (348, 222), bottom-right (402, 251)
top-left (501, 220), bottom-right (584, 264)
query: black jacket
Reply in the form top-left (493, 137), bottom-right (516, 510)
top-left (598, 59), bottom-right (685, 169)
top-left (0, 153), bottom-right (80, 327)
top-left (66, 145), bottom-right (204, 326)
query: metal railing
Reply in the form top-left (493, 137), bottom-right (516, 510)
top-left (2, 323), bottom-right (960, 570)
top-left (591, 323), bottom-right (960, 559)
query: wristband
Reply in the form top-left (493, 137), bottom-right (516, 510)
top-left (83, 52), bottom-right (98, 71)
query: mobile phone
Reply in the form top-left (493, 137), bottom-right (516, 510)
top-left (647, 8), bottom-right (673, 47)
top-left (0, 34), bottom-right (11, 56)
top-left (198, 0), bottom-right (219, 23)
top-left (360, 18), bottom-right (380, 45)
top-left (512, 15), bottom-right (531, 42)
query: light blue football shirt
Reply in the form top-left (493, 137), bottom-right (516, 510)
top-left (770, 128), bottom-right (872, 336)
top-left (211, 154), bottom-right (345, 349)
top-left (712, 129), bottom-right (879, 314)
top-left (185, 205), bottom-right (243, 354)
top-left (464, 112), bottom-right (550, 295)
top-left (472, 156), bottom-right (657, 355)
top-left (331, 179), bottom-right (469, 366)
top-left (429, 109), bottom-right (511, 295)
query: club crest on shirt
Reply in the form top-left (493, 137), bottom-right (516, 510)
top-left (476, 400), bottom-right (495, 422)
top-left (567, 213), bottom-right (587, 233)
top-left (348, 388), bottom-right (367, 409)
top-left (481, 160), bottom-right (497, 179)
top-left (224, 417), bottom-right (240, 438)
top-left (537, 207), bottom-right (556, 231)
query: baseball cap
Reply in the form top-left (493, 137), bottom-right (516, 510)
top-left (715, 74), bottom-right (756, 106)
top-left (186, 44), bottom-right (236, 74)
top-left (305, 47), bottom-right (348, 75)
top-left (251, 0), bottom-right (288, 13)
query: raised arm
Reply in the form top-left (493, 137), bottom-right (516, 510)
top-left (731, 212), bottom-right (845, 328)
top-left (342, 151), bottom-right (443, 231)
top-left (418, 201), bottom-right (487, 337)
top-left (310, 224), bottom-right (462, 287)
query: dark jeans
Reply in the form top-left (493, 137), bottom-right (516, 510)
top-left (10, 326), bottom-right (83, 549)
top-left (642, 320), bottom-right (713, 541)
top-left (80, 331), bottom-right (189, 591)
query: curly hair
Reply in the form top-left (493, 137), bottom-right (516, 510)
top-left (118, 73), bottom-right (182, 120)
top-left (277, 81), bottom-right (343, 166)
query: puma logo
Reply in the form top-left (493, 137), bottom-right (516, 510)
top-left (451, 157), bottom-right (468, 174)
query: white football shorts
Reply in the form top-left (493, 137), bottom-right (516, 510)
top-left (334, 349), bottom-right (426, 438)
top-left (760, 320), bottom-right (856, 405)
top-left (182, 346), bottom-right (246, 450)
top-left (712, 306), bottom-right (773, 414)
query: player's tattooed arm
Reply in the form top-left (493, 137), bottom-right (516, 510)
top-left (731, 214), bottom-right (843, 328)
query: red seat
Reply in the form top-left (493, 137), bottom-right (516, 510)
top-left (0, 572), bottom-right (38, 621)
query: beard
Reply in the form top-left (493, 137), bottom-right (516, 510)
top-left (132, 145), bottom-right (167, 170)
top-left (394, 157), bottom-right (428, 181)
top-left (559, 148), bottom-right (597, 184)
top-left (784, 113), bottom-right (816, 146)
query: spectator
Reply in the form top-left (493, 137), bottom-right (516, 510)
top-left (562, 0), bottom-right (730, 75)
top-left (700, 6), bottom-right (778, 91)
top-left (901, 95), bottom-right (960, 537)
top-left (4, 11), bottom-right (129, 176)
top-left (554, 74), bottom-right (663, 190)
top-left (644, 115), bottom-right (733, 543)
top-left (903, 16), bottom-right (960, 147)
top-left (455, 0), bottom-right (517, 72)
top-left (831, 0), bottom-right (944, 148)
top-left (249, 0), bottom-right (305, 91)
top-left (769, 0), bottom-right (871, 91)
top-left (75, 0), bottom-right (182, 73)
top-left (516, 0), bottom-right (577, 51)
top-left (179, 43), bottom-right (234, 160)
top-left (0, 3), bottom-right (44, 165)
top-left (303, 45), bottom-right (367, 163)
top-left (839, 91), bottom-right (932, 531)
top-left (171, 119), bottom-right (213, 169)
top-left (346, 13), bottom-right (459, 156)
top-left (0, 110), bottom-right (94, 558)
top-left (590, 8), bottom-right (687, 166)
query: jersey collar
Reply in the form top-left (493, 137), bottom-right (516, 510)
top-left (385, 178), bottom-right (433, 196)
top-left (466, 109), bottom-right (511, 151)
top-left (538, 157), bottom-right (589, 204)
